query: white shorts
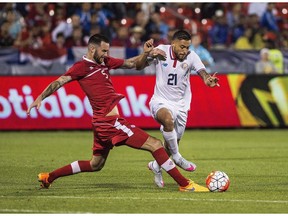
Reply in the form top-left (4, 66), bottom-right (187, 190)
top-left (149, 98), bottom-right (188, 140)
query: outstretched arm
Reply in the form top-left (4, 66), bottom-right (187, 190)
top-left (121, 39), bottom-right (166, 69)
top-left (135, 39), bottom-right (154, 70)
top-left (198, 69), bottom-right (220, 87)
top-left (121, 55), bottom-right (144, 69)
top-left (26, 75), bottom-right (72, 115)
top-left (135, 39), bottom-right (167, 70)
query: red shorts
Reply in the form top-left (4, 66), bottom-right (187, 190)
top-left (91, 115), bottom-right (149, 156)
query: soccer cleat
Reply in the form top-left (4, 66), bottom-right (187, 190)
top-left (174, 157), bottom-right (197, 172)
top-left (179, 180), bottom-right (209, 192)
top-left (38, 173), bottom-right (51, 189)
top-left (147, 161), bottom-right (164, 188)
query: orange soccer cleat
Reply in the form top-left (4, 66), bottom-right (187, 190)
top-left (38, 173), bottom-right (51, 189)
top-left (179, 180), bottom-right (209, 192)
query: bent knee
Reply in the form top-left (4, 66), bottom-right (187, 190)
top-left (153, 138), bottom-right (163, 149)
top-left (141, 136), bottom-right (163, 152)
top-left (90, 157), bottom-right (106, 171)
top-left (91, 164), bottom-right (103, 171)
top-left (162, 119), bottom-right (174, 131)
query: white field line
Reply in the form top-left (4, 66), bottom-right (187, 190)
top-left (1, 195), bottom-right (288, 214)
top-left (0, 208), bottom-right (89, 214)
top-left (0, 195), bottom-right (288, 204)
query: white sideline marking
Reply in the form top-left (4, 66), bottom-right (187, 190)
top-left (49, 196), bottom-right (288, 204)
top-left (1, 196), bottom-right (287, 213)
top-left (0, 208), bottom-right (89, 214)
top-left (1, 195), bottom-right (288, 205)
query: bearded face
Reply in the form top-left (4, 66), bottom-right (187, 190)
top-left (92, 41), bottom-right (109, 64)
top-left (172, 39), bottom-right (191, 61)
top-left (93, 51), bottom-right (103, 64)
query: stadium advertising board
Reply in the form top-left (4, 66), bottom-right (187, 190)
top-left (0, 75), bottom-right (287, 130)
top-left (228, 75), bottom-right (288, 127)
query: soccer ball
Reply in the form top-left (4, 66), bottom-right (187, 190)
top-left (206, 171), bottom-right (230, 192)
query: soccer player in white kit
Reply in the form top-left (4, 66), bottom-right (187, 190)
top-left (136, 30), bottom-right (219, 187)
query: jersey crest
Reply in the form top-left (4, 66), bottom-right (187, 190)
top-left (181, 63), bottom-right (188, 70)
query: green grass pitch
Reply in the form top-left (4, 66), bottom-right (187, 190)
top-left (0, 129), bottom-right (287, 213)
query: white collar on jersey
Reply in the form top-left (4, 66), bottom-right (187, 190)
top-left (82, 55), bottom-right (105, 66)
top-left (83, 55), bottom-right (94, 63)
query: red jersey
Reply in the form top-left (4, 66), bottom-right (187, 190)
top-left (64, 56), bottom-right (124, 117)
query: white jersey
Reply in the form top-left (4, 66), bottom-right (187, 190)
top-left (150, 44), bottom-right (205, 111)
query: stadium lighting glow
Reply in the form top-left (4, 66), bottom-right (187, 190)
top-left (177, 8), bottom-right (183, 14)
top-left (19, 17), bottom-right (25, 25)
top-left (215, 9), bottom-right (223, 17)
top-left (49, 10), bottom-right (55, 16)
top-left (121, 19), bottom-right (127, 25)
top-left (282, 8), bottom-right (288, 15)
top-left (201, 19), bottom-right (207, 25)
top-left (184, 19), bottom-right (190, 24)
top-left (195, 8), bottom-right (201, 14)
top-left (66, 18), bottom-right (72, 24)
top-left (160, 7), bottom-right (166, 13)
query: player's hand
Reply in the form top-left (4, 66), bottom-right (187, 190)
top-left (204, 72), bottom-right (220, 87)
top-left (150, 48), bottom-right (167, 61)
top-left (26, 97), bottom-right (42, 115)
top-left (143, 39), bottom-right (154, 55)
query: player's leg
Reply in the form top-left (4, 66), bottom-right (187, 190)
top-left (147, 103), bottom-right (179, 187)
top-left (156, 107), bottom-right (181, 160)
top-left (38, 154), bottom-right (107, 188)
top-left (155, 107), bottom-right (196, 171)
top-left (148, 102), bottom-right (178, 186)
top-left (149, 100), bottom-right (179, 158)
top-left (124, 126), bottom-right (190, 189)
top-left (38, 129), bottom-right (111, 189)
top-left (173, 110), bottom-right (197, 171)
top-left (38, 152), bottom-right (109, 189)
top-left (147, 159), bottom-right (164, 188)
top-left (139, 135), bottom-right (208, 192)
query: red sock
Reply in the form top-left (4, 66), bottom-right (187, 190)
top-left (152, 148), bottom-right (189, 187)
top-left (48, 160), bottom-right (93, 183)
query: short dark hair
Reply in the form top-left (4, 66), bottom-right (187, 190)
top-left (56, 32), bottom-right (64, 38)
top-left (172, 30), bottom-right (191, 41)
top-left (88, 34), bottom-right (109, 45)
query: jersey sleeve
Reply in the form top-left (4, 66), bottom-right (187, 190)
top-left (189, 51), bottom-right (206, 74)
top-left (105, 56), bottom-right (124, 69)
top-left (63, 61), bottom-right (85, 80)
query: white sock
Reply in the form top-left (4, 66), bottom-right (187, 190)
top-left (71, 161), bottom-right (81, 174)
top-left (161, 158), bottom-right (176, 171)
top-left (162, 129), bottom-right (182, 161)
top-left (152, 160), bottom-right (161, 172)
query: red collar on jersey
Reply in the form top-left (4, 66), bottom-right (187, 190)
top-left (169, 46), bottom-right (177, 68)
top-left (169, 46), bottom-right (176, 60)
top-left (169, 46), bottom-right (190, 68)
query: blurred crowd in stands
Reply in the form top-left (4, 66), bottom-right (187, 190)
top-left (0, 2), bottom-right (287, 75)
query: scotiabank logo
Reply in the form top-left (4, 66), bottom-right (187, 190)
top-left (0, 85), bottom-right (92, 119)
top-left (0, 85), bottom-right (151, 120)
top-left (119, 86), bottom-right (150, 117)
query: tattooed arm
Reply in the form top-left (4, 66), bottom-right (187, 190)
top-left (197, 69), bottom-right (219, 88)
top-left (27, 75), bottom-right (72, 115)
top-left (121, 55), bottom-right (142, 69)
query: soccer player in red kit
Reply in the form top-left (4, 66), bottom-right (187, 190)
top-left (26, 34), bottom-right (208, 192)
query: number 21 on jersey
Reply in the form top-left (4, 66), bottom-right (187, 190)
top-left (167, 73), bottom-right (177, 85)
